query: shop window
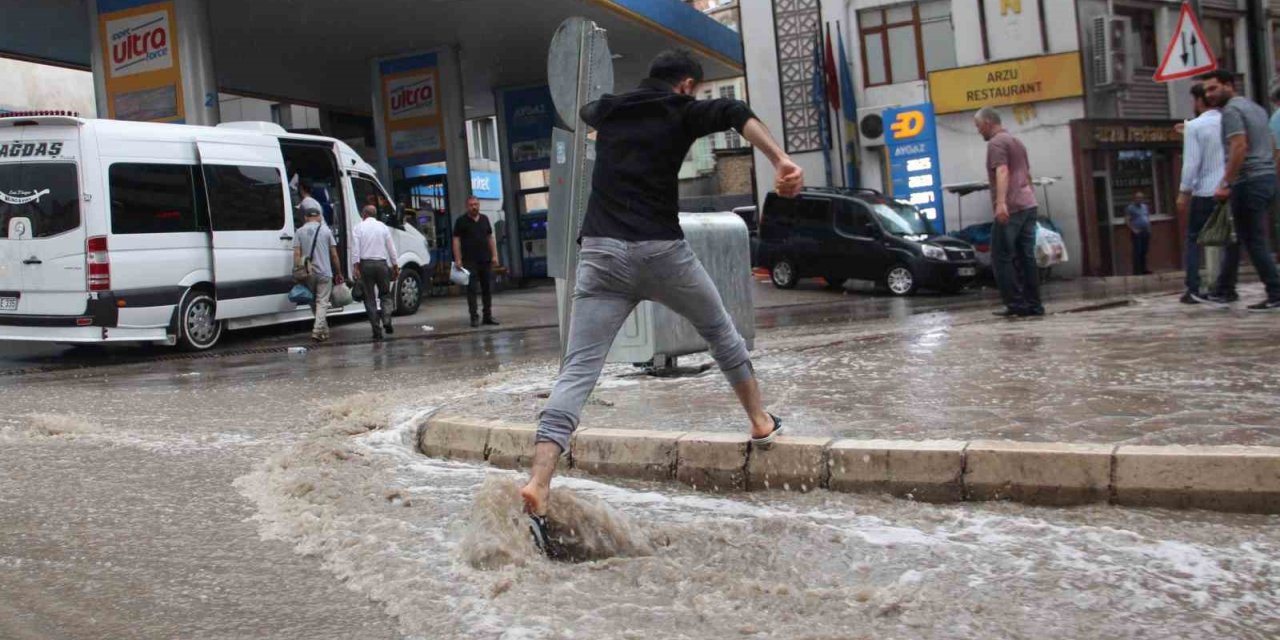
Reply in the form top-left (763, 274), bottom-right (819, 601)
top-left (109, 163), bottom-right (206, 234)
top-left (204, 165), bottom-right (284, 232)
top-left (858, 0), bottom-right (954, 88)
top-left (1116, 6), bottom-right (1158, 68)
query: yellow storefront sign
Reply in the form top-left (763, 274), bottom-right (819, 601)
top-left (927, 52), bottom-right (1084, 115)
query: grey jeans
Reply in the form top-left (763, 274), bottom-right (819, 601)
top-left (537, 237), bottom-right (754, 452)
top-left (358, 259), bottom-right (394, 330)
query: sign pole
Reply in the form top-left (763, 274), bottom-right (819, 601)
top-left (546, 18), bottom-right (614, 364)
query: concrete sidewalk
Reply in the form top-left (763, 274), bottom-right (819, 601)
top-left (460, 280), bottom-right (1280, 449)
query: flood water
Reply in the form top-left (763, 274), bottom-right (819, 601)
top-left (236, 394), bottom-right (1280, 639)
top-left (3, 287), bottom-right (1279, 639)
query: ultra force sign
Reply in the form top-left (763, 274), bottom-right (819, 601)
top-left (387, 74), bottom-right (437, 121)
top-left (106, 8), bottom-right (173, 78)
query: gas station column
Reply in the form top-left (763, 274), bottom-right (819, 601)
top-left (371, 46), bottom-right (472, 220)
top-left (87, 0), bottom-right (220, 125)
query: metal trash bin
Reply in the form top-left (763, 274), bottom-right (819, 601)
top-left (607, 211), bottom-right (756, 367)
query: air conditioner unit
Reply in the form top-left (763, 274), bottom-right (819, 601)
top-left (1092, 14), bottom-right (1132, 88)
top-left (856, 107), bottom-right (887, 148)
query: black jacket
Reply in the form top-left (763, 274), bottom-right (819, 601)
top-left (578, 78), bottom-right (756, 241)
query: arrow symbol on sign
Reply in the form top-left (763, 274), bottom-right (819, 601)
top-left (1190, 33), bottom-right (1199, 65)
top-left (1180, 32), bottom-right (1189, 66)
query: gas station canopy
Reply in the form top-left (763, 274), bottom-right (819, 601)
top-left (2, 0), bottom-right (744, 118)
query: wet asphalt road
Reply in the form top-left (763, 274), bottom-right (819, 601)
top-left (9, 274), bottom-right (1243, 640)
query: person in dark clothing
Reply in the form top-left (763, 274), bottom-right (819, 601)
top-left (519, 48), bottom-right (804, 528)
top-left (452, 195), bottom-right (500, 327)
top-left (1125, 191), bottom-right (1152, 275)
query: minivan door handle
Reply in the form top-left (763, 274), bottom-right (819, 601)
top-left (22, 257), bottom-right (42, 265)
top-left (279, 234), bottom-right (293, 241)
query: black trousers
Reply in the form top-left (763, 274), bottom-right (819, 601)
top-left (359, 259), bottom-right (394, 331)
top-left (1132, 229), bottom-right (1151, 275)
top-left (465, 261), bottom-right (494, 320)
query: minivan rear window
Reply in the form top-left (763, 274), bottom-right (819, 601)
top-left (0, 162), bottom-right (80, 239)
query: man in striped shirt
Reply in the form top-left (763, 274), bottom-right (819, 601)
top-left (1177, 83), bottom-right (1224, 304)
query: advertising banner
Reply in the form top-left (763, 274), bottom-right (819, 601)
top-left (883, 103), bottom-right (945, 232)
top-left (380, 52), bottom-right (445, 166)
top-left (97, 0), bottom-right (184, 122)
top-left (927, 52), bottom-right (1083, 116)
top-left (502, 85), bottom-right (556, 173)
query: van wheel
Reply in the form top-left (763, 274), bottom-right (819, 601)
top-left (394, 268), bottom-right (422, 316)
top-left (177, 289), bottom-right (223, 351)
top-left (883, 264), bottom-right (918, 296)
top-left (771, 259), bottom-right (798, 289)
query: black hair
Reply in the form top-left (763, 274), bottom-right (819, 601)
top-left (1196, 69), bottom-right (1235, 85)
top-left (648, 48), bottom-right (704, 85)
top-left (298, 180), bottom-right (312, 194)
top-left (1190, 83), bottom-right (1206, 100)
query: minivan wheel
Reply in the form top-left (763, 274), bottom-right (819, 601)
top-left (884, 264), bottom-right (918, 296)
top-left (394, 267), bottom-right (422, 316)
top-left (177, 289), bottom-right (223, 351)
top-left (771, 259), bottom-right (798, 289)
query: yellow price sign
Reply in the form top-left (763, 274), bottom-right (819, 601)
top-left (927, 52), bottom-right (1084, 115)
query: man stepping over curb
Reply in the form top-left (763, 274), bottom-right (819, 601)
top-left (519, 48), bottom-right (804, 550)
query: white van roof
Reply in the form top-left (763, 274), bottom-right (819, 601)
top-left (0, 115), bottom-right (380, 177)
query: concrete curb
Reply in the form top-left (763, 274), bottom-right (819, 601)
top-left (416, 416), bottom-right (1280, 514)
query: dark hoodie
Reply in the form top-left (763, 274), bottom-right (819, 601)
top-left (577, 78), bottom-right (756, 241)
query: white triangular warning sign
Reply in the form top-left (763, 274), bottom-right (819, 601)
top-left (1154, 2), bottom-right (1218, 82)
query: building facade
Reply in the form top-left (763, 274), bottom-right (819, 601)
top-left (742, 0), bottom-right (1280, 279)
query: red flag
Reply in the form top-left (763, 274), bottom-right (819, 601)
top-left (824, 24), bottom-right (840, 110)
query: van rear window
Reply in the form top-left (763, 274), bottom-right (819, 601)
top-left (0, 162), bottom-right (80, 239)
top-left (109, 163), bottom-right (207, 234)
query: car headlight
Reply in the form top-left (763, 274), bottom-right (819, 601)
top-left (922, 244), bottom-right (947, 260)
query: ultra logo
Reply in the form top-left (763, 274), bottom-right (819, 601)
top-left (387, 74), bottom-right (436, 120)
top-left (106, 8), bottom-right (173, 78)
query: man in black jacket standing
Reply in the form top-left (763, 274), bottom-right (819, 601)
top-left (520, 49), bottom-right (804, 528)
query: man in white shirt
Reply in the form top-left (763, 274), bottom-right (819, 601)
top-left (352, 205), bottom-right (400, 340)
top-left (1178, 83), bottom-right (1225, 305)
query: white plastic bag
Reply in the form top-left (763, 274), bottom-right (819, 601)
top-left (1035, 224), bottom-right (1069, 268)
top-left (450, 263), bottom-right (471, 286)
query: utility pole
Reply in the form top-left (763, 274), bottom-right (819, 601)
top-left (1246, 0), bottom-right (1269, 102)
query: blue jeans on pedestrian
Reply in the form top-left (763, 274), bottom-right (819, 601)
top-left (1214, 174), bottom-right (1280, 300)
top-left (991, 207), bottom-right (1043, 314)
top-left (1184, 196), bottom-right (1215, 293)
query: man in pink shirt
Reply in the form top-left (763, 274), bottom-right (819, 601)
top-left (975, 106), bottom-right (1043, 317)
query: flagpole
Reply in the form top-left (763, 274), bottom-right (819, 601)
top-left (828, 21), bottom-right (847, 188)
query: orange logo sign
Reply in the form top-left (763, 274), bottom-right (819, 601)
top-left (890, 110), bottom-right (925, 140)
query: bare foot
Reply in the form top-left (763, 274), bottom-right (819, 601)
top-left (749, 412), bottom-right (776, 439)
top-left (519, 481), bottom-right (549, 516)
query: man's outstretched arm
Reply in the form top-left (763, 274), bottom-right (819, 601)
top-left (742, 117), bottom-right (803, 197)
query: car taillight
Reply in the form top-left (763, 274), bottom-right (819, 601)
top-left (87, 236), bottom-right (110, 291)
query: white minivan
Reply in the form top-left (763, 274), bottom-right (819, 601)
top-left (0, 113), bottom-right (431, 350)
